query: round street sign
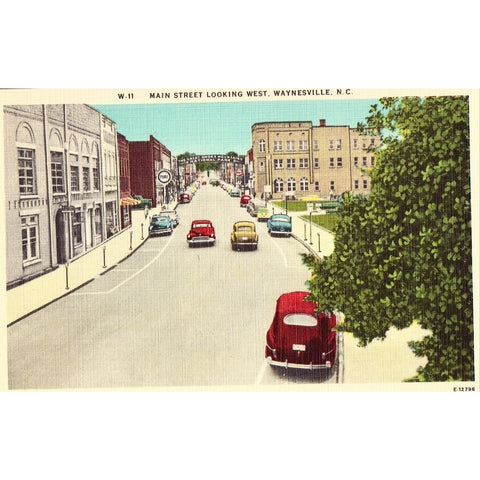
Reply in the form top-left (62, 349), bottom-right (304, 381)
top-left (157, 169), bottom-right (173, 185)
top-left (235, 169), bottom-right (243, 175)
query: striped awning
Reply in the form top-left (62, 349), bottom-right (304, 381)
top-left (121, 197), bottom-right (141, 206)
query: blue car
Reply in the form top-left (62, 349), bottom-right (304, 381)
top-left (267, 214), bottom-right (292, 236)
top-left (149, 215), bottom-right (173, 236)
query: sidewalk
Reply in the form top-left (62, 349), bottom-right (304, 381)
top-left (6, 201), bottom-right (177, 326)
top-left (267, 201), bottom-right (335, 259)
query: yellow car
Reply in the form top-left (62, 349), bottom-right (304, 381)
top-left (230, 221), bottom-right (258, 251)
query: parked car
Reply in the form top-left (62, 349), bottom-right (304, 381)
top-left (246, 199), bottom-right (270, 221)
top-left (240, 194), bottom-right (252, 207)
top-left (229, 188), bottom-right (240, 197)
top-left (187, 220), bottom-right (216, 247)
top-left (265, 291), bottom-right (337, 370)
top-left (230, 221), bottom-right (258, 250)
top-left (180, 192), bottom-right (191, 203)
top-left (162, 210), bottom-right (179, 227)
top-left (267, 214), bottom-right (292, 236)
top-left (149, 215), bottom-right (173, 236)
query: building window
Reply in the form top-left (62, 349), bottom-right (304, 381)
top-left (299, 177), bottom-right (309, 191)
top-left (354, 180), bottom-right (359, 189)
top-left (83, 167), bottom-right (90, 191)
top-left (314, 158), bottom-right (319, 168)
top-left (123, 205), bottom-right (130, 223)
top-left (274, 178), bottom-right (284, 192)
top-left (286, 140), bottom-right (295, 151)
top-left (362, 139), bottom-right (367, 149)
top-left (286, 158), bottom-right (296, 169)
top-left (354, 157), bottom-right (358, 166)
top-left (363, 179), bottom-right (368, 189)
top-left (21, 215), bottom-right (39, 262)
top-left (337, 158), bottom-right (343, 167)
top-left (72, 212), bottom-right (82, 246)
top-left (51, 151), bottom-right (65, 193)
top-left (314, 181), bottom-right (319, 191)
top-left (18, 148), bottom-right (36, 195)
top-left (313, 140), bottom-right (318, 150)
top-left (259, 139), bottom-right (265, 152)
top-left (299, 140), bottom-right (308, 150)
top-left (329, 140), bottom-right (334, 150)
top-left (370, 138), bottom-right (375, 147)
top-left (94, 207), bottom-right (102, 235)
top-left (274, 159), bottom-right (283, 169)
top-left (93, 163), bottom-right (100, 191)
top-left (287, 177), bottom-right (296, 192)
top-left (274, 141), bottom-right (282, 151)
top-left (70, 166), bottom-right (80, 192)
top-left (353, 139), bottom-right (358, 149)
top-left (299, 158), bottom-right (308, 168)
top-left (370, 156), bottom-right (375, 166)
top-left (329, 181), bottom-right (335, 191)
top-left (362, 157), bottom-right (367, 166)
top-left (329, 158), bottom-right (335, 168)
top-left (336, 139), bottom-right (342, 149)
top-left (259, 161), bottom-right (264, 172)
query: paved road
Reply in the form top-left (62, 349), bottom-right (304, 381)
top-left (8, 184), bottom-right (340, 389)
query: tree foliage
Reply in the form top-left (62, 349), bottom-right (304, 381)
top-left (303, 96), bottom-right (473, 381)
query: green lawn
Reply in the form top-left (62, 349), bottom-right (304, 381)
top-left (300, 214), bottom-right (339, 232)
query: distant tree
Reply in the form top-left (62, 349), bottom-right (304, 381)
top-left (195, 162), bottom-right (221, 173)
top-left (176, 151), bottom-right (196, 160)
top-left (302, 96), bottom-right (473, 381)
top-left (225, 151), bottom-right (238, 157)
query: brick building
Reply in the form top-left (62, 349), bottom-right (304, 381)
top-left (251, 119), bottom-right (380, 200)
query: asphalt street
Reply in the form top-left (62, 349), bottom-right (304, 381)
top-left (8, 184), bottom-right (340, 389)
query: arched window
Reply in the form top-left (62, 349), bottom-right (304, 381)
top-left (287, 177), bottom-right (296, 192)
top-left (16, 122), bottom-right (36, 196)
top-left (81, 139), bottom-right (90, 163)
top-left (49, 129), bottom-right (65, 194)
top-left (274, 178), bottom-right (284, 193)
top-left (299, 177), bottom-right (309, 191)
top-left (91, 142), bottom-right (100, 191)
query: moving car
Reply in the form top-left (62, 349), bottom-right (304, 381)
top-left (240, 194), bottom-right (252, 207)
top-left (180, 192), bottom-right (191, 203)
top-left (187, 220), bottom-right (216, 247)
top-left (230, 221), bottom-right (258, 250)
top-left (267, 214), bottom-right (292, 236)
top-left (265, 291), bottom-right (337, 370)
top-left (162, 210), bottom-right (179, 227)
top-left (149, 215), bottom-right (173, 236)
top-left (229, 188), bottom-right (240, 197)
top-left (246, 199), bottom-right (270, 221)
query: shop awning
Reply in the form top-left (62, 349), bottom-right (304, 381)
top-left (121, 197), bottom-right (141, 206)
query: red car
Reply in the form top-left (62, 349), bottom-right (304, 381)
top-left (265, 291), bottom-right (337, 370)
top-left (240, 194), bottom-right (252, 207)
top-left (187, 220), bottom-right (216, 247)
top-left (180, 192), bottom-right (191, 203)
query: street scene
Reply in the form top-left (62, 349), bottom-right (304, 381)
top-left (3, 91), bottom-right (476, 390)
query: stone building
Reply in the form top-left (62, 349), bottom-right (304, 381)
top-left (3, 104), bottom-right (120, 289)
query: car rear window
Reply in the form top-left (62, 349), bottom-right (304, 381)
top-left (193, 223), bottom-right (211, 228)
top-left (273, 217), bottom-right (290, 222)
top-left (237, 226), bottom-right (252, 232)
top-left (283, 314), bottom-right (318, 326)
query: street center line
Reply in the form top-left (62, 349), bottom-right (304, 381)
top-left (73, 229), bottom-right (178, 296)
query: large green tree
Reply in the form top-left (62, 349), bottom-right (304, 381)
top-left (303, 96), bottom-right (473, 381)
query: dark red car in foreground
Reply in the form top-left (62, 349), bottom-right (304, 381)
top-left (187, 220), bottom-right (216, 247)
top-left (265, 291), bottom-right (337, 370)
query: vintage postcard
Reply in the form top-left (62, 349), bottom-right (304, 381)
top-left (1, 88), bottom-right (478, 392)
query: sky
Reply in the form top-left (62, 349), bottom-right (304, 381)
top-left (94, 98), bottom-right (379, 157)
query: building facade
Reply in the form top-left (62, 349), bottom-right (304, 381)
top-left (3, 104), bottom-right (121, 289)
top-left (117, 132), bottom-right (133, 229)
top-left (129, 135), bottom-right (162, 207)
top-left (251, 120), bottom-right (380, 200)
